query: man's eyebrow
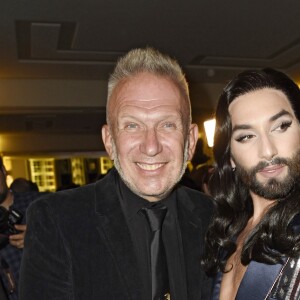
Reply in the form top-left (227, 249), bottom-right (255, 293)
top-left (231, 109), bottom-right (292, 134)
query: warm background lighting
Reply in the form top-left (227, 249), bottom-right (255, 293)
top-left (204, 118), bottom-right (216, 147)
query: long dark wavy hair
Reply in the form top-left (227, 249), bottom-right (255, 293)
top-left (201, 68), bottom-right (300, 275)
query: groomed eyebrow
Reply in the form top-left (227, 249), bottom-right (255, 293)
top-left (231, 109), bottom-right (292, 133)
top-left (269, 109), bottom-right (291, 122)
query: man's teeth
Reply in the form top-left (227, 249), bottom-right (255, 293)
top-left (137, 163), bottom-right (163, 170)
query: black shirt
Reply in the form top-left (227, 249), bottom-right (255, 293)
top-left (117, 175), bottom-right (187, 300)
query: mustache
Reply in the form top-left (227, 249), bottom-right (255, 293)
top-left (250, 157), bottom-right (288, 174)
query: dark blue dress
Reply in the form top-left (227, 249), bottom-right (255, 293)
top-left (211, 215), bottom-right (300, 300)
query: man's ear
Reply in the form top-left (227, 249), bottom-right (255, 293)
top-left (101, 125), bottom-right (115, 160)
top-left (187, 124), bottom-right (199, 161)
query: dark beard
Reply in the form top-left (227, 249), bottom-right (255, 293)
top-left (234, 150), bottom-right (300, 200)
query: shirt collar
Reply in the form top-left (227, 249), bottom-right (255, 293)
top-left (116, 173), bottom-right (178, 222)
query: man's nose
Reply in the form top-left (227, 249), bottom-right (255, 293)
top-left (139, 129), bottom-right (163, 156)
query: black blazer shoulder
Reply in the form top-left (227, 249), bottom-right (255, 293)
top-left (176, 184), bottom-right (214, 230)
top-left (28, 168), bottom-right (119, 213)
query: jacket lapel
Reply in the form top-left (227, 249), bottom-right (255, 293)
top-left (94, 170), bottom-right (142, 300)
top-left (177, 188), bottom-right (207, 300)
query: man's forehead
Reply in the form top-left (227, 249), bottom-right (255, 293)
top-left (116, 97), bottom-right (181, 110)
top-left (109, 74), bottom-right (183, 110)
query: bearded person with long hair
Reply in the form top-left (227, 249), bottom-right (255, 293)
top-left (202, 68), bottom-right (300, 300)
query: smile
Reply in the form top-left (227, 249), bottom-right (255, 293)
top-left (136, 163), bottom-right (164, 171)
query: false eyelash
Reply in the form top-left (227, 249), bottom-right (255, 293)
top-left (278, 120), bottom-right (292, 130)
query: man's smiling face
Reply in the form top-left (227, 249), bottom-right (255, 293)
top-left (102, 72), bottom-right (198, 201)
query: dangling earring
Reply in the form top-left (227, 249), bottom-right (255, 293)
top-left (232, 167), bottom-right (236, 172)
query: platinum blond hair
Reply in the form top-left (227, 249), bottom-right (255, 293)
top-left (106, 47), bottom-right (191, 127)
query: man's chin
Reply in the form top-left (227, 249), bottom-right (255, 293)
top-left (129, 180), bottom-right (176, 201)
top-left (136, 186), bottom-right (170, 201)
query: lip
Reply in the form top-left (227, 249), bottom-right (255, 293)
top-left (258, 164), bottom-right (285, 178)
top-left (136, 162), bottom-right (165, 171)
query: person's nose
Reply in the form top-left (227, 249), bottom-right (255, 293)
top-left (139, 128), bottom-right (163, 156)
top-left (258, 134), bottom-right (278, 161)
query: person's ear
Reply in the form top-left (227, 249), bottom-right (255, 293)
top-left (187, 124), bottom-right (199, 161)
top-left (101, 125), bottom-right (115, 160)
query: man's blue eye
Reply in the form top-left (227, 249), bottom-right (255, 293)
top-left (164, 123), bottom-right (175, 128)
top-left (126, 123), bottom-right (138, 129)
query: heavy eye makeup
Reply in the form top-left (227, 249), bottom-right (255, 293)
top-left (272, 120), bottom-right (292, 132)
top-left (234, 133), bottom-right (256, 143)
top-left (234, 119), bottom-right (293, 143)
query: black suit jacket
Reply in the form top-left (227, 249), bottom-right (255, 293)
top-left (19, 169), bottom-right (213, 300)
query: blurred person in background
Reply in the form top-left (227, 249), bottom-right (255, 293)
top-left (189, 164), bottom-right (214, 195)
top-left (10, 178), bottom-right (39, 194)
top-left (0, 159), bottom-right (43, 300)
top-left (179, 138), bottom-right (211, 191)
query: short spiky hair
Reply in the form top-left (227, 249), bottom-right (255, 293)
top-left (106, 47), bottom-right (191, 125)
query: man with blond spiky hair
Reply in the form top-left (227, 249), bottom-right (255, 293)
top-left (20, 47), bottom-right (213, 300)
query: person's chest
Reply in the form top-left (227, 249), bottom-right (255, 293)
top-left (219, 226), bottom-right (252, 300)
top-left (219, 250), bottom-right (248, 300)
